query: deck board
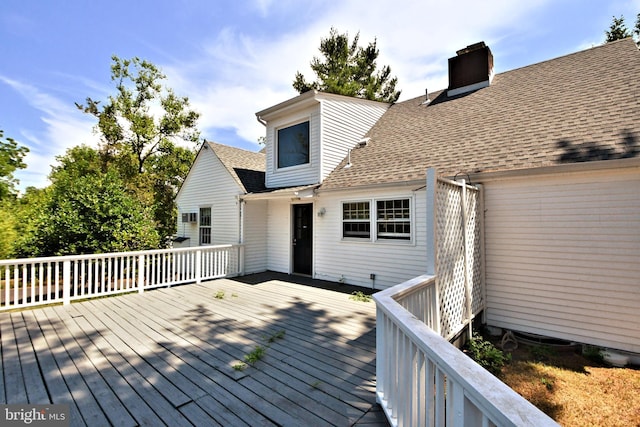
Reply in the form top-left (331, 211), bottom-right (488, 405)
top-left (0, 272), bottom-right (389, 427)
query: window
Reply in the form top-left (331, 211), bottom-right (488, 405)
top-left (342, 201), bottom-right (370, 238)
top-left (199, 207), bottom-right (211, 245)
top-left (277, 121), bottom-right (309, 168)
top-left (377, 199), bottom-right (411, 240)
top-left (342, 198), bottom-right (412, 241)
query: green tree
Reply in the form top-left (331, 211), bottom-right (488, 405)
top-left (0, 201), bottom-right (18, 258)
top-left (0, 129), bottom-right (29, 200)
top-left (15, 146), bottom-right (160, 257)
top-left (604, 13), bottom-right (640, 46)
top-left (293, 27), bottom-right (401, 103)
top-left (76, 56), bottom-right (199, 239)
top-left (606, 15), bottom-right (631, 42)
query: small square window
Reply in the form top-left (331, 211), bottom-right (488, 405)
top-left (277, 121), bottom-right (309, 168)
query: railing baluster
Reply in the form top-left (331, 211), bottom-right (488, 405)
top-left (0, 244), bottom-right (242, 310)
top-left (374, 274), bottom-right (558, 427)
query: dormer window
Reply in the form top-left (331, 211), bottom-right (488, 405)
top-left (277, 121), bottom-right (309, 168)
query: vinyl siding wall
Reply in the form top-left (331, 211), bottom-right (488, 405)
top-left (313, 186), bottom-right (427, 289)
top-left (265, 106), bottom-right (321, 188)
top-left (483, 168), bottom-right (640, 353)
top-left (175, 149), bottom-right (242, 247)
top-left (243, 200), bottom-right (268, 274)
top-left (266, 199), bottom-right (291, 273)
top-left (319, 99), bottom-right (388, 180)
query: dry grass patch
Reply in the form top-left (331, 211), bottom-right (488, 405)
top-left (497, 343), bottom-right (640, 426)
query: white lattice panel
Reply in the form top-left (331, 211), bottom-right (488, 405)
top-left (435, 179), bottom-right (483, 339)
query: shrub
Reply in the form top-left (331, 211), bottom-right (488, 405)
top-left (467, 333), bottom-right (511, 375)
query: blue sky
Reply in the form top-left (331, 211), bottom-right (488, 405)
top-left (1, 0), bottom-right (638, 190)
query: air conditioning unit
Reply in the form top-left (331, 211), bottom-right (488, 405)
top-left (181, 212), bottom-right (197, 223)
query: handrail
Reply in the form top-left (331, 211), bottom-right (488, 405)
top-left (373, 275), bottom-right (558, 426)
top-left (0, 245), bottom-right (243, 311)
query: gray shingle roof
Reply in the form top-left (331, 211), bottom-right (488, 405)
top-left (320, 38), bottom-right (640, 190)
top-left (207, 141), bottom-right (266, 193)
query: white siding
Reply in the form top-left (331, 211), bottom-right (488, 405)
top-left (266, 199), bottom-right (291, 273)
top-left (265, 106), bottom-right (321, 188)
top-left (175, 149), bottom-right (243, 247)
top-left (243, 200), bottom-right (268, 273)
top-left (314, 187), bottom-right (427, 289)
top-left (483, 168), bottom-right (640, 353)
top-left (319, 98), bottom-right (388, 180)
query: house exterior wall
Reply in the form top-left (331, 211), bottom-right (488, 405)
top-left (313, 186), bottom-right (428, 289)
top-left (263, 96), bottom-right (388, 189)
top-left (266, 199), bottom-right (292, 273)
top-left (319, 98), bottom-right (389, 181)
top-left (483, 167), bottom-right (640, 353)
top-left (243, 199), bottom-right (268, 274)
top-left (175, 149), bottom-right (242, 247)
top-left (265, 105), bottom-right (321, 188)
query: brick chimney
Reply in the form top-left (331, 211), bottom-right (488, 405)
top-left (447, 42), bottom-right (494, 97)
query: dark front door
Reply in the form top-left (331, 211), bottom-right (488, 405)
top-left (293, 204), bottom-right (312, 275)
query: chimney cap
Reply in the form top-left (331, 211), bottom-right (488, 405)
top-left (456, 41), bottom-right (487, 56)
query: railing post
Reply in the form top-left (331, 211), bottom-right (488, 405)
top-left (239, 245), bottom-right (245, 276)
top-left (62, 260), bottom-right (71, 306)
top-left (138, 254), bottom-right (145, 294)
top-left (426, 168), bottom-right (442, 335)
top-left (195, 248), bottom-right (202, 284)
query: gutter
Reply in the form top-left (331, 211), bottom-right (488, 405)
top-left (468, 157), bottom-right (640, 182)
top-left (315, 179), bottom-right (426, 194)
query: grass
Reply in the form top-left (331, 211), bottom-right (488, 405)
top-left (244, 346), bottom-right (266, 365)
top-left (493, 338), bottom-right (640, 426)
top-left (349, 290), bottom-right (372, 303)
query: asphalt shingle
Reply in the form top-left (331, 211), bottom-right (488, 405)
top-left (320, 38), bottom-right (640, 190)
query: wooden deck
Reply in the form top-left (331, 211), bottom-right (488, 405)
top-left (0, 272), bottom-right (388, 426)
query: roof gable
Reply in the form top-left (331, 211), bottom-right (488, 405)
top-left (208, 141), bottom-right (266, 193)
top-left (320, 38), bottom-right (640, 190)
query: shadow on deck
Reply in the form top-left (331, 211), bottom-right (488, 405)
top-left (0, 271), bottom-right (389, 426)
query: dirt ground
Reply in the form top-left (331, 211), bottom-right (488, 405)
top-left (493, 336), bottom-right (640, 427)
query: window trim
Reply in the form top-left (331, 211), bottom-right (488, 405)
top-left (376, 198), bottom-right (412, 241)
top-left (199, 206), bottom-right (212, 246)
top-left (275, 119), bottom-right (311, 170)
top-left (342, 200), bottom-right (371, 240)
top-left (341, 197), bottom-right (414, 243)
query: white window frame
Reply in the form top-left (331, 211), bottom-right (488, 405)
top-left (341, 197), bottom-right (414, 243)
top-left (199, 206), bottom-right (212, 245)
top-left (275, 119), bottom-right (311, 170)
top-left (375, 198), bottom-right (412, 241)
top-left (342, 200), bottom-right (371, 240)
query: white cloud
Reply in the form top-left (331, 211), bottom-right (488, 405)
top-left (0, 76), bottom-right (100, 189)
top-left (161, 0), bottom-right (554, 150)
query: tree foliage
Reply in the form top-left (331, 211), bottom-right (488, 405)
top-left (605, 13), bottom-right (640, 45)
top-left (15, 146), bottom-right (160, 257)
top-left (0, 129), bottom-right (29, 200)
top-left (76, 56), bottom-right (200, 240)
top-left (293, 27), bottom-right (401, 103)
top-left (77, 56), bottom-right (200, 174)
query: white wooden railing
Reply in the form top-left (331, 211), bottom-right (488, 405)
top-left (0, 245), bottom-right (243, 311)
top-left (373, 274), bottom-right (559, 427)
